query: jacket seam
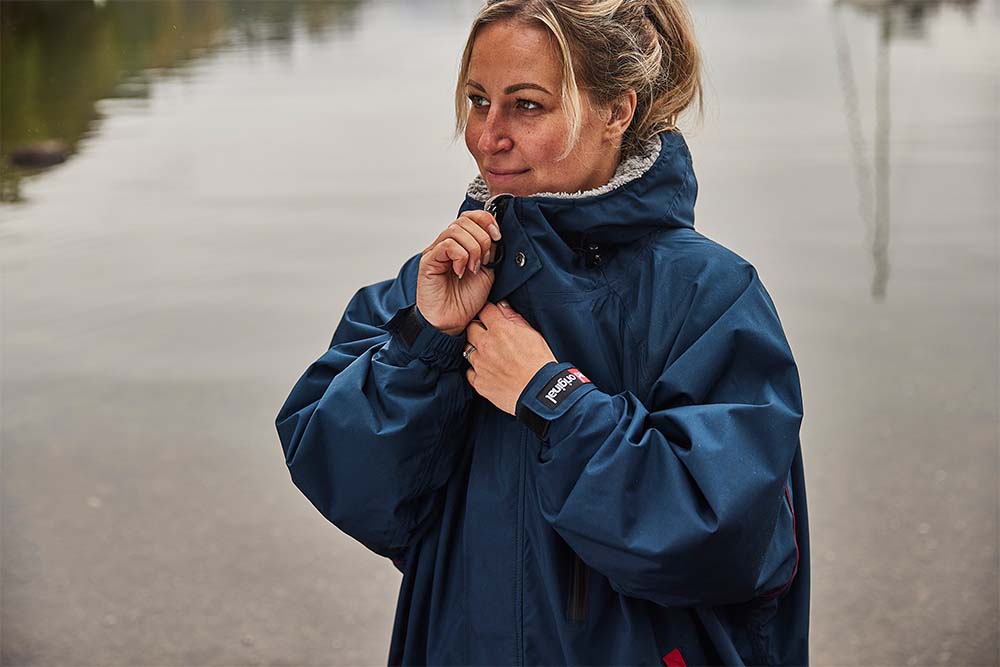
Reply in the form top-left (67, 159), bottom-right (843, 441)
top-left (592, 265), bottom-right (629, 394)
top-left (606, 236), bottom-right (661, 392)
top-left (658, 150), bottom-right (694, 228)
top-left (757, 484), bottom-right (799, 600)
top-left (750, 614), bottom-right (770, 667)
top-left (515, 423), bottom-right (527, 666)
top-left (608, 258), bottom-right (649, 396)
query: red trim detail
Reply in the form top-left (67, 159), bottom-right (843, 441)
top-left (569, 368), bottom-right (591, 383)
top-left (662, 648), bottom-right (687, 667)
top-left (762, 484), bottom-right (799, 598)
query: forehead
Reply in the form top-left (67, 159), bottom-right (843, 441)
top-left (468, 20), bottom-right (562, 87)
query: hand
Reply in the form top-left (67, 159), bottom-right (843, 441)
top-left (417, 211), bottom-right (503, 336)
top-left (464, 301), bottom-right (558, 416)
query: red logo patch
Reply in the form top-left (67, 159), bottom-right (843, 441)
top-left (662, 648), bottom-right (687, 667)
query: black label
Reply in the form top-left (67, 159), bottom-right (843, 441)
top-left (536, 367), bottom-right (591, 408)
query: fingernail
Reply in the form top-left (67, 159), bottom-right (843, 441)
top-left (473, 259), bottom-right (481, 274)
top-left (499, 300), bottom-right (509, 309)
top-left (489, 224), bottom-right (501, 241)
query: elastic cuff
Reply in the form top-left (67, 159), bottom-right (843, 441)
top-left (515, 361), bottom-right (597, 441)
top-left (378, 303), bottom-right (468, 371)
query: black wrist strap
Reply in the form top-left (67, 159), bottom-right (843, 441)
top-left (516, 403), bottom-right (550, 441)
top-left (396, 304), bottom-right (424, 348)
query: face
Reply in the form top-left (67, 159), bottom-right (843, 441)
top-left (464, 20), bottom-right (620, 197)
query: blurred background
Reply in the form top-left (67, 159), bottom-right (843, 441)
top-left (1, 0), bottom-right (997, 664)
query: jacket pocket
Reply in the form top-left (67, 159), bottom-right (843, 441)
top-left (566, 552), bottom-right (588, 623)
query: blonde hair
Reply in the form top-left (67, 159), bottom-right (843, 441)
top-left (454, 0), bottom-right (704, 161)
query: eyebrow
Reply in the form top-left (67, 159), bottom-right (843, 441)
top-left (467, 79), bottom-right (553, 95)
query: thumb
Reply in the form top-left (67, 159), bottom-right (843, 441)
top-left (498, 300), bottom-right (528, 323)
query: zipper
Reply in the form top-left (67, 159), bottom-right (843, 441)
top-left (566, 552), bottom-right (588, 622)
top-left (514, 424), bottom-right (527, 665)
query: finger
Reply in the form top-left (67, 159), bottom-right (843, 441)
top-left (465, 367), bottom-right (476, 387)
top-left (452, 216), bottom-right (494, 271)
top-left (497, 299), bottom-right (528, 323)
top-left (477, 301), bottom-right (505, 327)
top-left (465, 319), bottom-right (487, 344)
top-left (427, 237), bottom-right (470, 278)
top-left (424, 220), bottom-right (475, 264)
top-left (459, 210), bottom-right (503, 243)
top-left (444, 220), bottom-right (483, 273)
top-left (429, 210), bottom-right (499, 250)
top-left (445, 218), bottom-right (489, 273)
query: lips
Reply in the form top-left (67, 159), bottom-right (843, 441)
top-left (486, 168), bottom-right (529, 178)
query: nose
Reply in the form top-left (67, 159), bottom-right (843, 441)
top-left (477, 108), bottom-right (513, 154)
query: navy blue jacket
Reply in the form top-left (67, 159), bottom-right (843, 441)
top-left (276, 130), bottom-right (810, 666)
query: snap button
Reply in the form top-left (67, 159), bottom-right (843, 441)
top-left (583, 243), bottom-right (603, 269)
top-left (515, 251), bottom-right (526, 267)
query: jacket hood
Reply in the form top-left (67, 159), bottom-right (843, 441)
top-left (462, 129), bottom-right (697, 245)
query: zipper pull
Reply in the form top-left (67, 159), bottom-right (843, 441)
top-left (482, 193), bottom-right (513, 269)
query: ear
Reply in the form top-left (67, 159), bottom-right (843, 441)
top-left (604, 88), bottom-right (638, 141)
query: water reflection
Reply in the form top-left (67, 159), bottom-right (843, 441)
top-left (0, 0), bottom-right (362, 204)
top-left (831, 0), bottom-right (980, 300)
top-left (837, 0), bottom-right (979, 38)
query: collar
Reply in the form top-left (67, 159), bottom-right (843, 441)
top-left (456, 130), bottom-right (698, 303)
top-left (461, 130), bottom-right (697, 246)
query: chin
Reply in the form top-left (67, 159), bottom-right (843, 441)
top-left (490, 185), bottom-right (528, 197)
top-left (486, 178), bottom-right (536, 198)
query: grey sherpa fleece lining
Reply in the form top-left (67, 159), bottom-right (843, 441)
top-left (465, 134), bottom-right (662, 203)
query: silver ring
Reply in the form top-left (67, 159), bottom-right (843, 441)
top-left (462, 344), bottom-right (476, 361)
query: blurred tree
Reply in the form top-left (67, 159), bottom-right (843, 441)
top-left (0, 0), bottom-right (361, 203)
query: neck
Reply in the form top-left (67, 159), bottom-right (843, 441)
top-left (577, 144), bottom-right (622, 193)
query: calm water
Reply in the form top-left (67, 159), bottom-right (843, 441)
top-left (1, 1), bottom-right (997, 665)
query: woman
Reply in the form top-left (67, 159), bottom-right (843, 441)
top-left (276, 1), bottom-right (809, 665)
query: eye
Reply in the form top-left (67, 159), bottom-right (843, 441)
top-left (468, 94), bottom-right (489, 109)
top-left (516, 99), bottom-right (541, 111)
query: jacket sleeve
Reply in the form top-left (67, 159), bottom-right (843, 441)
top-left (275, 253), bottom-right (475, 566)
top-left (515, 261), bottom-right (803, 608)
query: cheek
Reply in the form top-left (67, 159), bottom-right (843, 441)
top-left (464, 118), bottom-right (482, 157)
top-left (524, 130), bottom-right (567, 170)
